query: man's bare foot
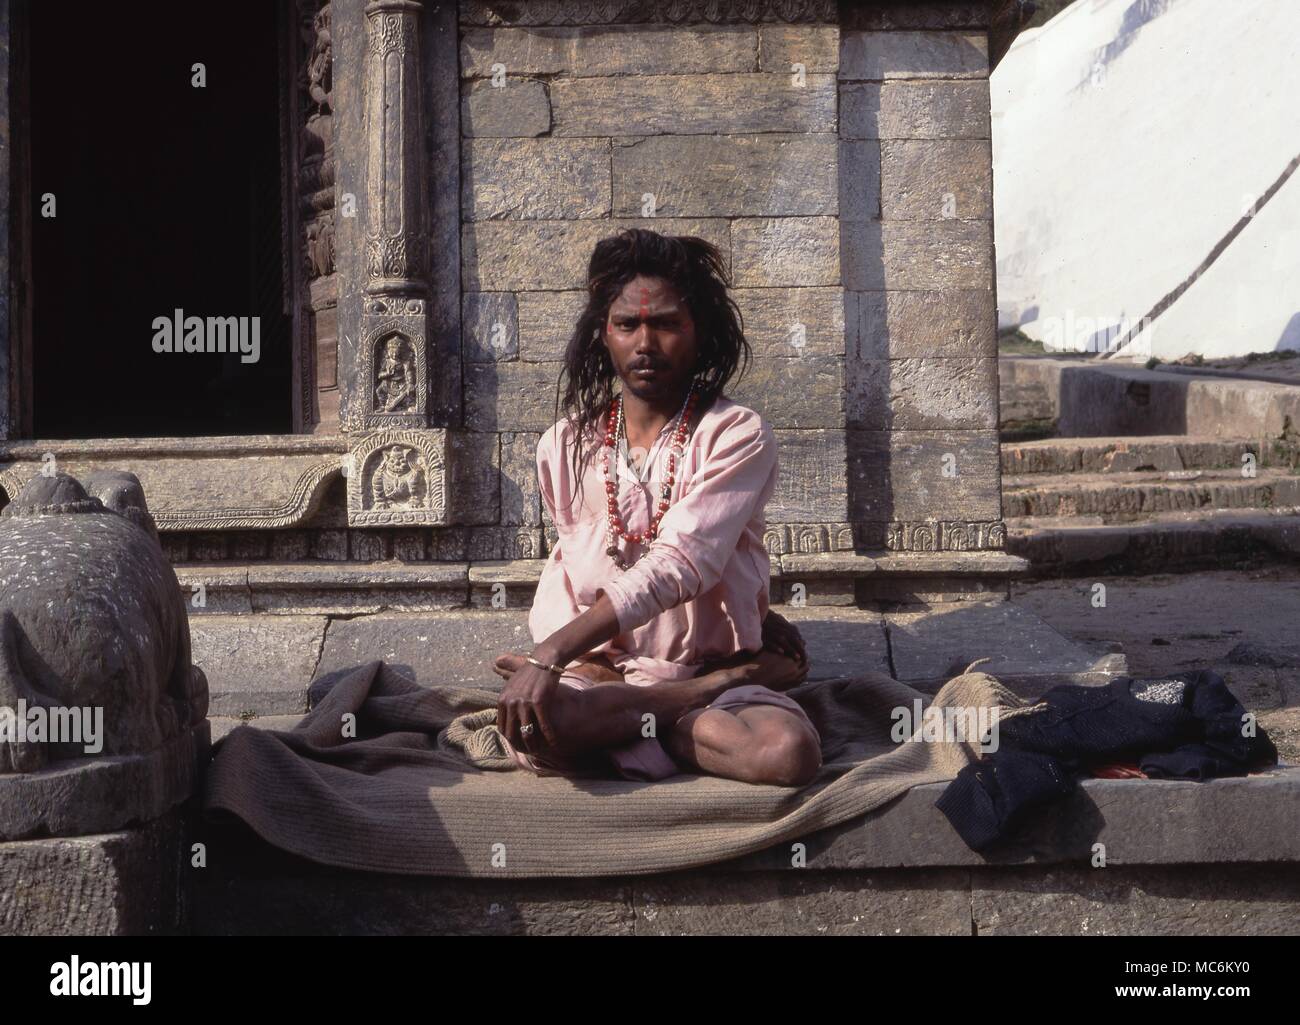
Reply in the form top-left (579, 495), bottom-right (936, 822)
top-left (491, 652), bottom-right (624, 684)
top-left (695, 649), bottom-right (809, 693)
top-left (492, 652), bottom-right (528, 680)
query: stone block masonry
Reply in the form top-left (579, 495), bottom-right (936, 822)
top-left (456, 1), bottom-right (1010, 563)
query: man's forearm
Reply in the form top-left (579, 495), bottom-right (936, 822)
top-left (532, 591), bottom-right (623, 666)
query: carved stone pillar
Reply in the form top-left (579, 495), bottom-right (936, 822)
top-left (363, 0), bottom-right (428, 299)
top-left (345, 0), bottom-right (447, 524)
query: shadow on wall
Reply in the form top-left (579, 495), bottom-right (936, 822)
top-left (1071, 0), bottom-right (1180, 91)
top-left (1276, 312), bottom-right (1300, 353)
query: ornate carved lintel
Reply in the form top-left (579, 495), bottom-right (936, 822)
top-left (459, 0), bottom-right (840, 25)
top-left (760, 520), bottom-right (1008, 555)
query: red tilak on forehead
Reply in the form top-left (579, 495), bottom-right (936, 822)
top-left (638, 287), bottom-right (650, 318)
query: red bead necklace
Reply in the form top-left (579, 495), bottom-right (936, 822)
top-left (602, 380), bottom-right (700, 570)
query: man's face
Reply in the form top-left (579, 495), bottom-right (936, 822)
top-left (602, 275), bottom-right (698, 402)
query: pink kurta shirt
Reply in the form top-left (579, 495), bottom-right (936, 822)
top-left (528, 393), bottom-right (778, 687)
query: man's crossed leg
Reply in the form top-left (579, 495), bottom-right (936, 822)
top-left (492, 650), bottom-right (821, 786)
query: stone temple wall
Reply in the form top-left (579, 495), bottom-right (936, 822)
top-left (0, 1), bottom-right (1016, 601)
top-left (454, 0), bottom-right (1005, 565)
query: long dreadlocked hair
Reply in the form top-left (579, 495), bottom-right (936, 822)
top-left (553, 228), bottom-right (753, 518)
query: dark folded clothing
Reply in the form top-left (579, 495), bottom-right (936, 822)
top-left (937, 669), bottom-right (1278, 852)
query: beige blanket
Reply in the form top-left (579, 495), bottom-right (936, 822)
top-left (203, 659), bottom-right (1020, 877)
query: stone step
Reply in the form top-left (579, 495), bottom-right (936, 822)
top-left (189, 765), bottom-right (1300, 935)
top-left (189, 602), bottom-right (1126, 718)
top-left (1005, 509), bottom-right (1300, 575)
top-left (1001, 435), bottom-right (1263, 475)
top-left (1001, 467), bottom-right (1300, 520)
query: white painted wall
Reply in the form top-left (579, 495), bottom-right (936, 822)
top-left (991, 0), bottom-right (1300, 360)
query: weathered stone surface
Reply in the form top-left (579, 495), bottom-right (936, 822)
top-left (846, 429), bottom-right (1002, 521)
top-left (194, 842), bottom-right (636, 935)
top-left (728, 356), bottom-right (844, 428)
top-left (209, 714), bottom-right (306, 744)
top-left (465, 361), bottom-right (566, 432)
top-left (733, 287), bottom-right (846, 358)
top-left (0, 472), bottom-right (208, 788)
top-left (839, 139), bottom-right (881, 221)
top-left (840, 30), bottom-right (988, 80)
top-left (243, 564), bottom-right (468, 615)
top-left (758, 24), bottom-right (839, 73)
top-left (460, 24), bottom-right (757, 77)
top-left (840, 0), bottom-right (989, 32)
top-left (0, 724), bottom-right (210, 842)
top-left (310, 529), bottom-right (349, 561)
top-left (731, 217), bottom-right (840, 286)
top-left (847, 357), bottom-right (998, 430)
top-left (189, 615), bottom-right (328, 717)
top-left (972, 864), bottom-right (1300, 935)
top-left (843, 219), bottom-right (993, 290)
top-left (464, 138), bottom-right (610, 220)
top-left (501, 432), bottom-right (542, 526)
top-left (349, 532), bottom-right (387, 561)
top-left (314, 611), bottom-right (535, 692)
top-left (880, 140), bottom-right (992, 220)
top-left (1000, 436), bottom-right (1258, 477)
top-left (467, 525), bottom-right (547, 561)
top-left (470, 559), bottom-right (546, 609)
top-left (518, 290), bottom-right (587, 361)
top-left (613, 134), bottom-right (837, 217)
top-left (448, 430), bottom-right (502, 525)
top-left (0, 436), bottom-right (346, 533)
top-left (762, 521), bottom-right (856, 555)
top-left (552, 74), bottom-right (836, 135)
top-left (855, 289), bottom-right (997, 359)
top-left (463, 218), bottom-right (728, 290)
top-left (271, 530), bottom-right (312, 561)
top-left (767, 429), bottom-right (849, 522)
top-left (857, 575), bottom-right (1011, 605)
top-left (463, 292), bottom-right (520, 363)
top-left (460, 78), bottom-right (551, 138)
top-left (174, 566), bottom-right (254, 615)
top-left (1002, 470), bottom-right (1300, 520)
top-left (777, 606), bottom-right (890, 679)
top-left (886, 600), bottom-right (1122, 694)
top-left (634, 868), bottom-right (972, 935)
top-left (841, 80), bottom-right (991, 140)
top-left (723, 769), bottom-right (1300, 871)
top-left (781, 576), bottom-right (856, 607)
top-left (0, 812), bottom-right (188, 935)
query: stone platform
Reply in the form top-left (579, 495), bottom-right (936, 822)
top-left (192, 600), bottom-right (1125, 724)
top-left (188, 769), bottom-right (1300, 935)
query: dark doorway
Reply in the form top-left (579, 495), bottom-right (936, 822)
top-left (28, 1), bottom-right (291, 438)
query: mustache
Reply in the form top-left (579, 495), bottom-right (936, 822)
top-left (629, 359), bottom-right (667, 371)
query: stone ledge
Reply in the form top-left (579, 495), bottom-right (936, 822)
top-left (188, 764), bottom-right (1300, 879)
top-left (779, 550), bottom-right (1028, 576)
top-left (187, 767), bottom-right (1300, 934)
top-left (720, 767), bottom-right (1300, 871)
top-left (178, 562), bottom-right (472, 616)
top-left (0, 435), bottom-right (348, 532)
top-left (0, 810), bottom-right (190, 936)
top-left (0, 724), bottom-right (211, 841)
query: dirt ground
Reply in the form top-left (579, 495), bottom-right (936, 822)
top-left (1012, 566), bottom-right (1300, 764)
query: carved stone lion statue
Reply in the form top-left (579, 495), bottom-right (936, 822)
top-left (0, 470), bottom-right (208, 774)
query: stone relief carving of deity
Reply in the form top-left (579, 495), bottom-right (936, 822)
top-left (369, 444), bottom-right (427, 511)
top-left (374, 336), bottom-right (417, 413)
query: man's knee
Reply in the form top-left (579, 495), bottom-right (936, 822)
top-left (751, 719), bottom-right (821, 787)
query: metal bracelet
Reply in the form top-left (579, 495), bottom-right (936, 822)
top-left (525, 654), bottom-right (566, 675)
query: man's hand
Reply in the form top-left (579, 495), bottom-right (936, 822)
top-left (761, 610), bottom-right (808, 667)
top-left (496, 659), bottom-right (562, 751)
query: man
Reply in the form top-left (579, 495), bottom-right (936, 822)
top-left (493, 228), bottom-right (822, 786)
